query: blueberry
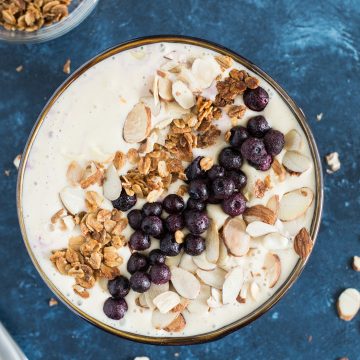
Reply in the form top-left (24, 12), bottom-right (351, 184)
top-left (142, 202), bottom-right (162, 216)
top-left (129, 230), bottom-right (151, 251)
top-left (249, 154), bottom-right (273, 171)
top-left (222, 193), bottom-right (246, 217)
top-left (165, 213), bottom-right (185, 232)
top-left (148, 249), bottom-right (166, 265)
top-left (163, 194), bottom-right (185, 214)
top-left (218, 147), bottom-right (243, 171)
top-left (149, 264), bottom-right (171, 285)
top-left (107, 276), bottom-right (130, 298)
top-left (129, 271), bottom-right (151, 293)
top-left (241, 138), bottom-right (267, 164)
top-left (160, 233), bottom-right (183, 256)
top-left (229, 126), bottom-right (249, 148)
top-left (247, 116), bottom-right (270, 138)
top-left (127, 209), bottom-right (143, 230)
top-left (103, 297), bottom-right (128, 320)
top-left (141, 215), bottom-right (164, 237)
top-left (184, 234), bottom-right (206, 256)
top-left (211, 177), bottom-right (235, 200)
top-left (127, 252), bottom-right (149, 274)
top-left (207, 164), bottom-right (225, 181)
top-left (188, 179), bottom-right (209, 201)
top-left (184, 156), bottom-right (206, 182)
top-left (263, 129), bottom-right (285, 156)
top-left (184, 210), bottom-right (210, 235)
top-left (112, 189), bottom-right (137, 211)
top-left (226, 170), bottom-right (247, 191)
top-left (243, 87), bottom-right (269, 111)
top-left (186, 198), bottom-right (206, 211)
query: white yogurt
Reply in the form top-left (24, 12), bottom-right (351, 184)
top-left (21, 42), bottom-right (316, 337)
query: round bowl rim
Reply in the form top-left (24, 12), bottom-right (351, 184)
top-left (16, 34), bottom-right (324, 345)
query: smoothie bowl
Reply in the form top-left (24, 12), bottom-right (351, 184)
top-left (17, 36), bottom-right (323, 344)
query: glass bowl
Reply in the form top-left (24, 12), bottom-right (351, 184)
top-left (0, 0), bottom-right (98, 44)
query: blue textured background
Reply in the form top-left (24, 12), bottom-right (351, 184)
top-left (1, 1), bottom-right (359, 359)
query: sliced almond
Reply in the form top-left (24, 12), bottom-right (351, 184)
top-left (243, 205), bottom-right (277, 225)
top-left (264, 253), bottom-right (281, 288)
top-left (262, 232), bottom-right (289, 250)
top-left (206, 219), bottom-right (220, 263)
top-left (136, 294), bottom-right (149, 308)
top-left (246, 221), bottom-right (277, 238)
top-left (158, 76), bottom-right (174, 102)
top-left (337, 288), bottom-right (360, 321)
top-left (222, 267), bottom-right (244, 304)
top-left (237, 282), bottom-right (248, 303)
top-left (154, 117), bottom-right (173, 130)
top-left (62, 215), bottom-right (75, 231)
top-left (66, 161), bottom-right (83, 186)
top-left (171, 298), bottom-right (189, 313)
top-left (153, 291), bottom-right (181, 314)
top-left (123, 103), bottom-right (151, 143)
top-left (282, 151), bottom-right (311, 175)
top-left (103, 165), bottom-right (122, 201)
top-left (352, 256), bottom-right (360, 272)
top-left (172, 80), bottom-right (195, 109)
top-left (207, 288), bottom-right (223, 308)
top-left (249, 281), bottom-right (261, 301)
top-left (165, 251), bottom-right (182, 267)
top-left (140, 95), bottom-right (161, 116)
top-left (284, 129), bottom-right (303, 151)
top-left (171, 267), bottom-right (201, 299)
top-left (193, 252), bottom-right (217, 270)
top-left (271, 158), bottom-right (286, 182)
top-left (279, 187), bottom-right (314, 222)
top-left (222, 217), bottom-right (250, 257)
top-left (217, 233), bottom-right (230, 268)
top-left (196, 268), bottom-right (226, 289)
top-left (164, 101), bottom-right (190, 117)
top-left (144, 283), bottom-right (170, 310)
top-left (179, 253), bottom-right (198, 273)
top-left (164, 313), bottom-right (186, 332)
top-left (266, 195), bottom-right (280, 218)
top-left (191, 56), bottom-right (221, 89)
top-left (152, 74), bottom-right (160, 106)
top-left (59, 186), bottom-right (86, 215)
top-left (187, 285), bottom-right (210, 314)
top-left (294, 227), bottom-right (313, 259)
top-left (151, 310), bottom-right (179, 330)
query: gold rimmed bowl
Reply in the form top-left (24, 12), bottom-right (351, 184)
top-left (17, 35), bottom-right (323, 345)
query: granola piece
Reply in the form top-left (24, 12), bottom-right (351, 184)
top-left (227, 105), bottom-right (246, 120)
top-left (197, 125), bottom-right (221, 148)
top-left (63, 59), bottom-right (71, 74)
top-left (254, 179), bottom-right (269, 199)
top-left (66, 161), bottom-right (83, 186)
top-left (73, 285), bottom-right (90, 299)
top-left (113, 151), bottom-right (126, 170)
top-left (80, 162), bottom-right (103, 189)
top-left (49, 298), bottom-right (58, 307)
top-left (51, 209), bottom-right (66, 224)
top-left (325, 152), bottom-right (340, 173)
top-left (111, 235), bottom-right (126, 248)
top-left (103, 246), bottom-right (123, 267)
top-left (215, 75), bottom-right (246, 107)
top-left (200, 157), bottom-right (214, 171)
top-left (85, 191), bottom-right (103, 212)
top-left (127, 148), bottom-right (140, 164)
top-left (99, 263), bottom-right (120, 280)
top-left (271, 158), bottom-right (286, 182)
top-left (215, 55), bottom-right (233, 71)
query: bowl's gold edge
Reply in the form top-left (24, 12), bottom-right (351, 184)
top-left (16, 35), bottom-right (324, 345)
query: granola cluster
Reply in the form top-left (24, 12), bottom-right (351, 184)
top-left (0, 0), bottom-right (71, 32)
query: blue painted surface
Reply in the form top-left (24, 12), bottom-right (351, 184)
top-left (0, 1), bottom-right (359, 359)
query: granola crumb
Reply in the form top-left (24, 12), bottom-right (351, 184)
top-left (13, 154), bottom-right (21, 169)
top-left (325, 152), bottom-right (340, 173)
top-left (63, 59), bottom-right (71, 74)
top-left (4, 169), bottom-right (10, 176)
top-left (16, 65), bottom-right (23, 72)
top-left (49, 298), bottom-right (58, 307)
top-left (316, 113), bottom-right (323, 121)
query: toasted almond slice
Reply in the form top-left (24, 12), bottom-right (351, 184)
top-left (153, 74), bottom-right (160, 106)
top-left (158, 76), bottom-right (174, 102)
top-left (191, 56), bottom-right (221, 89)
top-left (164, 101), bottom-right (190, 117)
top-left (206, 219), bottom-right (220, 263)
top-left (13, 154), bottom-right (21, 169)
top-left (266, 195), bottom-right (280, 218)
top-left (154, 117), bottom-right (173, 130)
top-left (123, 103), bottom-right (151, 143)
top-left (103, 165), bottom-right (122, 201)
top-left (62, 215), bottom-right (75, 231)
top-left (294, 227), bottom-right (313, 259)
top-left (171, 298), bottom-right (189, 313)
top-left (264, 253), bottom-right (281, 288)
top-left (164, 313), bottom-right (186, 332)
top-left (193, 252), bottom-right (217, 270)
top-left (151, 309), bottom-right (179, 330)
top-left (196, 268), bottom-right (226, 289)
top-left (140, 95), bottom-right (161, 116)
top-left (165, 251), bottom-right (182, 267)
top-left (153, 291), bottom-right (181, 314)
top-left (282, 151), bottom-right (311, 174)
top-left (217, 233), bottom-right (230, 268)
top-left (237, 282), bottom-right (248, 303)
top-left (145, 283), bottom-right (170, 310)
top-left (207, 288), bottom-right (223, 308)
top-left (222, 267), bottom-right (244, 304)
top-left (243, 205), bottom-right (277, 225)
top-left (172, 80), bottom-right (195, 109)
top-left (337, 288), bottom-right (360, 321)
top-left (279, 187), bottom-right (314, 221)
top-left (352, 256), bottom-right (360, 271)
top-left (187, 298), bottom-right (209, 314)
top-left (171, 267), bottom-right (201, 299)
top-left (66, 161), bottom-right (83, 186)
top-left (222, 217), bottom-right (250, 257)
top-left (246, 221), bottom-right (278, 237)
top-left (179, 253), bottom-right (198, 273)
top-left (262, 232), bottom-right (289, 250)
top-left (59, 186), bottom-right (86, 215)
top-left (136, 293), bottom-right (149, 308)
top-left (249, 281), bottom-right (261, 301)
top-left (178, 67), bottom-right (200, 92)
top-left (284, 129), bottom-right (303, 151)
